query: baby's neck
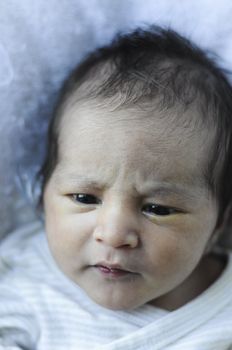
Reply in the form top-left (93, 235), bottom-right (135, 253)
top-left (149, 251), bottom-right (227, 311)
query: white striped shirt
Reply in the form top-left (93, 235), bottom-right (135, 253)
top-left (0, 221), bottom-right (232, 350)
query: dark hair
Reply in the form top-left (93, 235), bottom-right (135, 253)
top-left (37, 25), bottom-right (232, 231)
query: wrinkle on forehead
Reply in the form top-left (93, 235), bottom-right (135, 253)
top-left (57, 100), bottom-right (216, 191)
top-left (60, 105), bottom-right (214, 158)
top-left (60, 96), bottom-right (211, 140)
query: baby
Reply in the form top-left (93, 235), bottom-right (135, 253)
top-left (1, 26), bottom-right (232, 350)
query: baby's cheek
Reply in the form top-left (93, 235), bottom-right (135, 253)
top-left (145, 218), bottom-right (204, 276)
top-left (53, 214), bottom-right (90, 248)
top-left (154, 235), bottom-right (187, 272)
top-left (45, 215), bottom-right (89, 276)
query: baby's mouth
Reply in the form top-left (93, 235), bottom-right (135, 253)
top-left (93, 262), bottom-right (138, 278)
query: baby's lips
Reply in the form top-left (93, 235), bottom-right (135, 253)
top-left (94, 261), bottom-right (137, 273)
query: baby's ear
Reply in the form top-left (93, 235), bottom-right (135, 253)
top-left (204, 204), bottom-right (232, 254)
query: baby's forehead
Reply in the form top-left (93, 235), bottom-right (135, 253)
top-left (58, 101), bottom-right (215, 185)
top-left (59, 98), bottom-right (213, 146)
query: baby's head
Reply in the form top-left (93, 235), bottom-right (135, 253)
top-left (38, 26), bottom-right (232, 310)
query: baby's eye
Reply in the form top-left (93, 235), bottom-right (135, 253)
top-left (71, 193), bottom-right (101, 205)
top-left (142, 203), bottom-right (178, 216)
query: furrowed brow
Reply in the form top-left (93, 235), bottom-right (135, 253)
top-left (54, 173), bottom-right (107, 189)
top-left (54, 171), bottom-right (204, 203)
top-left (138, 182), bottom-right (202, 202)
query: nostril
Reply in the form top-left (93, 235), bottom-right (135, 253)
top-left (95, 237), bottom-right (103, 243)
top-left (122, 243), bottom-right (133, 248)
top-left (93, 220), bottom-right (140, 248)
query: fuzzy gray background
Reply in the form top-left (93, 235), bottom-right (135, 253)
top-left (1, 0), bottom-right (232, 240)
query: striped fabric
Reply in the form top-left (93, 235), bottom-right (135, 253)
top-left (0, 221), bottom-right (232, 350)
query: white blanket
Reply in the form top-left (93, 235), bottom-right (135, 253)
top-left (0, 221), bottom-right (232, 350)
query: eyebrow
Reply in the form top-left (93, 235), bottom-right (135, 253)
top-left (54, 172), bottom-right (200, 201)
top-left (54, 173), bottom-right (106, 189)
top-left (138, 183), bottom-right (200, 202)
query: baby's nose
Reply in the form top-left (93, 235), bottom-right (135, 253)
top-left (93, 202), bottom-right (140, 249)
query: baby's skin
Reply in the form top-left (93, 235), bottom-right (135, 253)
top-left (43, 100), bottom-right (225, 311)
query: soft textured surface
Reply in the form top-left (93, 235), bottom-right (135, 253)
top-left (0, 221), bottom-right (232, 349)
top-left (1, 0), bottom-right (232, 238)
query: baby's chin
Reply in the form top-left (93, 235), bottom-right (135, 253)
top-left (85, 289), bottom-right (152, 311)
top-left (91, 297), bottom-right (144, 311)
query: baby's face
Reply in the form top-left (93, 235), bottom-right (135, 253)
top-left (44, 101), bottom-right (218, 310)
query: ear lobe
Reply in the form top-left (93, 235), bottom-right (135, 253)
top-left (204, 204), bottom-right (232, 254)
top-left (204, 228), bottom-right (221, 255)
